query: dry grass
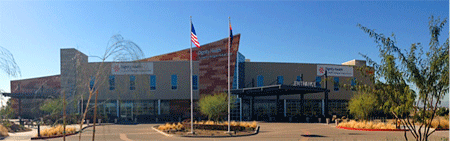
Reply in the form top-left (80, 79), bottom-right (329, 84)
top-left (338, 120), bottom-right (396, 129)
top-left (37, 125), bottom-right (76, 137)
top-left (430, 117), bottom-right (449, 129)
top-left (0, 125), bottom-right (8, 137)
top-left (158, 122), bottom-right (185, 131)
top-left (159, 121), bottom-right (258, 131)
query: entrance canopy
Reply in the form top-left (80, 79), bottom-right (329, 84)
top-left (231, 84), bottom-right (329, 97)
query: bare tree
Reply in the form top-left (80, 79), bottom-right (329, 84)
top-left (76, 34), bottom-right (144, 141)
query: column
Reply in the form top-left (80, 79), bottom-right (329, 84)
top-left (116, 100), bottom-right (120, 118)
top-left (284, 99), bottom-right (287, 117)
top-left (240, 98), bottom-right (242, 122)
top-left (300, 94), bottom-right (304, 116)
top-left (158, 99), bottom-right (161, 115)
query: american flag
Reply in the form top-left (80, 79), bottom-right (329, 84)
top-left (191, 23), bottom-right (200, 48)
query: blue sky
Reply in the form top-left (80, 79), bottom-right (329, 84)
top-left (0, 1), bottom-right (448, 106)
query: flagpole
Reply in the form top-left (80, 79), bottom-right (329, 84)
top-left (227, 17), bottom-right (231, 133)
top-left (190, 16), bottom-right (194, 134)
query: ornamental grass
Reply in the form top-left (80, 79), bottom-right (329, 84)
top-left (430, 117), bottom-right (449, 129)
top-left (38, 125), bottom-right (76, 137)
top-left (338, 120), bottom-right (396, 130)
top-left (0, 125), bottom-right (8, 137)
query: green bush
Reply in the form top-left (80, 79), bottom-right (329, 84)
top-left (197, 92), bottom-right (235, 122)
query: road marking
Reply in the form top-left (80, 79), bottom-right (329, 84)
top-left (119, 133), bottom-right (133, 141)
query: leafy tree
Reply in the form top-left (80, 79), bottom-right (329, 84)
top-left (0, 99), bottom-right (16, 119)
top-left (358, 16), bottom-right (448, 141)
top-left (40, 98), bottom-right (64, 116)
top-left (198, 92), bottom-right (235, 122)
top-left (348, 89), bottom-right (377, 121)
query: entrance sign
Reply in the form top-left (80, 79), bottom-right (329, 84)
top-left (112, 62), bottom-right (153, 75)
top-left (317, 65), bottom-right (353, 77)
top-left (293, 81), bottom-right (317, 87)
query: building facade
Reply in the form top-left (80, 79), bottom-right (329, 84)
top-left (8, 34), bottom-right (371, 122)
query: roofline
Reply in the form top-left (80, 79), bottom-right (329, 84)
top-left (11, 74), bottom-right (61, 82)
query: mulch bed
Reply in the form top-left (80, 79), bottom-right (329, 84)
top-left (434, 128), bottom-right (449, 131)
top-left (157, 123), bottom-right (259, 137)
top-left (337, 126), bottom-right (409, 131)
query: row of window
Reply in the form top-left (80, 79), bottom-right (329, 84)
top-left (90, 75), bottom-right (199, 91)
top-left (256, 75), bottom-right (357, 91)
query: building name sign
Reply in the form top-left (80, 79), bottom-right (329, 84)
top-left (198, 48), bottom-right (233, 60)
top-left (293, 81), bottom-right (316, 87)
top-left (317, 65), bottom-right (353, 77)
top-left (111, 62), bottom-right (153, 75)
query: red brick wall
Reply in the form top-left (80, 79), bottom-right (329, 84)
top-left (141, 34), bottom-right (240, 97)
top-left (9, 75), bottom-right (61, 116)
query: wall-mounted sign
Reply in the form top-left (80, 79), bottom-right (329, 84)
top-left (293, 81), bottom-right (317, 87)
top-left (112, 62), bottom-right (153, 75)
top-left (317, 65), bottom-right (353, 77)
top-left (197, 47), bottom-right (233, 60)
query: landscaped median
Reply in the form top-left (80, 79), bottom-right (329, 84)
top-left (153, 120), bottom-right (260, 137)
top-left (31, 124), bottom-right (92, 140)
top-left (336, 120), bottom-right (409, 131)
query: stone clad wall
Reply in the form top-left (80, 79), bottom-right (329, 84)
top-left (140, 34), bottom-right (241, 97)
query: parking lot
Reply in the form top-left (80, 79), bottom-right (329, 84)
top-left (23, 123), bottom-right (449, 141)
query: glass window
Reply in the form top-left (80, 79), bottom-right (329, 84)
top-left (193, 75), bottom-right (198, 90)
top-left (257, 75), bottom-right (264, 87)
top-left (315, 76), bottom-right (321, 88)
top-left (277, 76), bottom-right (283, 84)
top-left (351, 77), bottom-right (356, 91)
top-left (334, 77), bottom-right (339, 91)
top-left (90, 76), bottom-right (95, 90)
top-left (109, 75), bottom-right (115, 90)
top-left (171, 75), bottom-right (177, 90)
top-left (130, 75), bottom-right (135, 90)
top-left (150, 75), bottom-right (156, 90)
top-left (160, 101), bottom-right (170, 115)
top-left (296, 74), bottom-right (303, 81)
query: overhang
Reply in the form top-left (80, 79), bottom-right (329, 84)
top-left (1, 93), bottom-right (57, 99)
top-left (231, 84), bottom-right (329, 97)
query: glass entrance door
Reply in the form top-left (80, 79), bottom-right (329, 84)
top-left (120, 101), bottom-right (133, 121)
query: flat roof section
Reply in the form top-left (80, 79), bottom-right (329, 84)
top-left (1, 92), bottom-right (57, 99)
top-left (231, 84), bottom-right (329, 97)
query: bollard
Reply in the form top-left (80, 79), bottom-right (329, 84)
top-left (318, 118), bottom-right (322, 123)
top-left (37, 122), bottom-right (41, 137)
top-left (114, 118), bottom-right (117, 124)
top-left (98, 119), bottom-right (102, 125)
top-left (335, 119), bottom-right (339, 126)
top-left (87, 120), bottom-right (90, 126)
top-left (326, 118), bottom-right (330, 124)
top-left (134, 118), bottom-right (137, 123)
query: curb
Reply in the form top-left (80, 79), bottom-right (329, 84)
top-left (152, 125), bottom-right (260, 138)
top-left (31, 125), bottom-right (93, 140)
top-left (337, 126), bottom-right (409, 131)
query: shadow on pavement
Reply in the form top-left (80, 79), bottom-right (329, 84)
top-left (301, 134), bottom-right (326, 137)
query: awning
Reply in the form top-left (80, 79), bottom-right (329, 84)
top-left (231, 84), bottom-right (329, 97)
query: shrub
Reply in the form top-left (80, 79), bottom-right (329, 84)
top-left (198, 92), bottom-right (236, 122)
top-left (338, 120), bottom-right (396, 129)
top-left (430, 117), bottom-right (449, 129)
top-left (0, 125), bottom-right (8, 137)
top-left (38, 125), bottom-right (76, 137)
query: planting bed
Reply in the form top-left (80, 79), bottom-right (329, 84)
top-left (155, 121), bottom-right (259, 137)
top-left (337, 126), bottom-right (409, 131)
